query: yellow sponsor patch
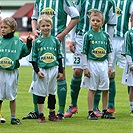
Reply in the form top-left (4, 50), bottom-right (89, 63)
top-left (40, 53), bottom-right (55, 63)
top-left (92, 47), bottom-right (106, 57)
top-left (41, 8), bottom-right (55, 18)
top-left (0, 57), bottom-right (13, 68)
top-left (116, 7), bottom-right (122, 17)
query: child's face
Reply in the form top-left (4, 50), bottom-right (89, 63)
top-left (1, 22), bottom-right (14, 36)
top-left (39, 20), bottom-right (52, 37)
top-left (90, 15), bottom-right (103, 32)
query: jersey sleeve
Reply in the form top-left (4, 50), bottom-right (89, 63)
top-left (31, 0), bottom-right (39, 20)
top-left (19, 39), bottom-right (31, 59)
top-left (56, 38), bottom-right (64, 59)
top-left (29, 40), bottom-right (38, 63)
top-left (82, 32), bottom-right (89, 55)
top-left (64, 0), bottom-right (79, 19)
top-left (122, 30), bottom-right (132, 56)
top-left (107, 0), bottom-right (116, 26)
top-left (129, 1), bottom-right (133, 14)
top-left (106, 32), bottom-right (113, 54)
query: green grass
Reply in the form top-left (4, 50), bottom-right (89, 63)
top-left (0, 66), bottom-right (133, 133)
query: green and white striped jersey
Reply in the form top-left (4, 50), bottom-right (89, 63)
top-left (31, 0), bottom-right (79, 36)
top-left (122, 28), bottom-right (133, 58)
top-left (82, 29), bottom-right (113, 61)
top-left (74, 0), bottom-right (116, 35)
top-left (114, 0), bottom-right (133, 37)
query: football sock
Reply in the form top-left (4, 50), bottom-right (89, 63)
top-left (130, 102), bottom-right (133, 111)
top-left (128, 86), bottom-right (130, 94)
top-left (108, 78), bottom-right (116, 109)
top-left (57, 79), bottom-right (67, 114)
top-left (93, 90), bottom-right (101, 110)
top-left (33, 94), bottom-right (39, 114)
top-left (70, 76), bottom-right (81, 107)
top-left (11, 114), bottom-right (15, 120)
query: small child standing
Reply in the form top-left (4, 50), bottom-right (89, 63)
top-left (29, 14), bottom-right (63, 123)
top-left (0, 17), bottom-right (32, 124)
top-left (81, 9), bottom-right (115, 120)
top-left (122, 12), bottom-right (133, 116)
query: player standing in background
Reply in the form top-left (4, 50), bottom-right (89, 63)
top-left (64, 0), bottom-right (116, 118)
top-left (22, 0), bottom-right (79, 120)
top-left (122, 12), bottom-right (133, 116)
top-left (94, 0), bottom-right (133, 115)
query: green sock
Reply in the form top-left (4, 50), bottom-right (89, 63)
top-left (57, 79), bottom-right (67, 114)
top-left (108, 78), bottom-right (116, 109)
top-left (93, 90), bottom-right (101, 110)
top-left (128, 86), bottom-right (130, 94)
top-left (33, 94), bottom-right (38, 114)
top-left (70, 76), bottom-right (81, 107)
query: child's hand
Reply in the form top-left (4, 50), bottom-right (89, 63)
top-left (27, 32), bottom-right (33, 40)
top-left (84, 68), bottom-right (91, 78)
top-left (130, 66), bottom-right (133, 71)
top-left (57, 73), bottom-right (63, 80)
top-left (69, 42), bottom-right (76, 53)
top-left (108, 66), bottom-right (112, 77)
top-left (37, 71), bottom-right (45, 78)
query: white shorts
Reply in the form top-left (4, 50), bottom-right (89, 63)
top-left (112, 37), bottom-right (126, 72)
top-left (30, 66), bottom-right (58, 97)
top-left (81, 60), bottom-right (109, 91)
top-left (72, 35), bottom-right (84, 69)
top-left (0, 69), bottom-right (18, 101)
top-left (122, 63), bottom-right (133, 86)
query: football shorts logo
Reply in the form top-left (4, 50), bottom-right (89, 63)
top-left (92, 47), bottom-right (106, 57)
top-left (0, 57), bottom-right (13, 68)
top-left (40, 53), bottom-right (55, 63)
top-left (116, 7), bottom-right (122, 17)
top-left (41, 8), bottom-right (55, 18)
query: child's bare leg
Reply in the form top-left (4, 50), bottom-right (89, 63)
top-left (88, 90), bottom-right (96, 111)
top-left (102, 90), bottom-right (108, 110)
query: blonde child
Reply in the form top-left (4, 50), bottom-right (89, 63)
top-left (29, 15), bottom-right (63, 123)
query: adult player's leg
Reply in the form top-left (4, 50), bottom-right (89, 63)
top-left (57, 39), bottom-right (67, 120)
top-left (64, 35), bottom-right (83, 118)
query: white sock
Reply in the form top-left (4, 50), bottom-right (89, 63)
top-left (130, 102), bottom-right (133, 111)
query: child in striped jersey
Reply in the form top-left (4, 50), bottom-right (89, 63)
top-left (122, 12), bottom-right (133, 116)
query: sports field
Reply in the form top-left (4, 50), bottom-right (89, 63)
top-left (0, 66), bottom-right (132, 133)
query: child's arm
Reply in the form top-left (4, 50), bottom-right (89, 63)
top-left (26, 32), bottom-right (33, 49)
top-left (82, 54), bottom-right (90, 78)
top-left (108, 53), bottom-right (112, 77)
top-left (31, 61), bottom-right (44, 78)
top-left (57, 58), bottom-right (63, 80)
top-left (125, 55), bottom-right (133, 71)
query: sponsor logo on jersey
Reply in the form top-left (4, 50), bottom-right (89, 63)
top-left (92, 47), bottom-right (106, 57)
top-left (0, 57), bottom-right (13, 68)
top-left (41, 8), bottom-right (55, 18)
top-left (40, 53), bottom-right (55, 63)
top-left (116, 7), bottom-right (122, 17)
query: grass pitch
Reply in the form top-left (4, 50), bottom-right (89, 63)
top-left (0, 66), bottom-right (132, 133)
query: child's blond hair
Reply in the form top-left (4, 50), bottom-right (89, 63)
top-left (2, 17), bottom-right (17, 31)
top-left (87, 9), bottom-right (104, 22)
top-left (37, 14), bottom-right (53, 28)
